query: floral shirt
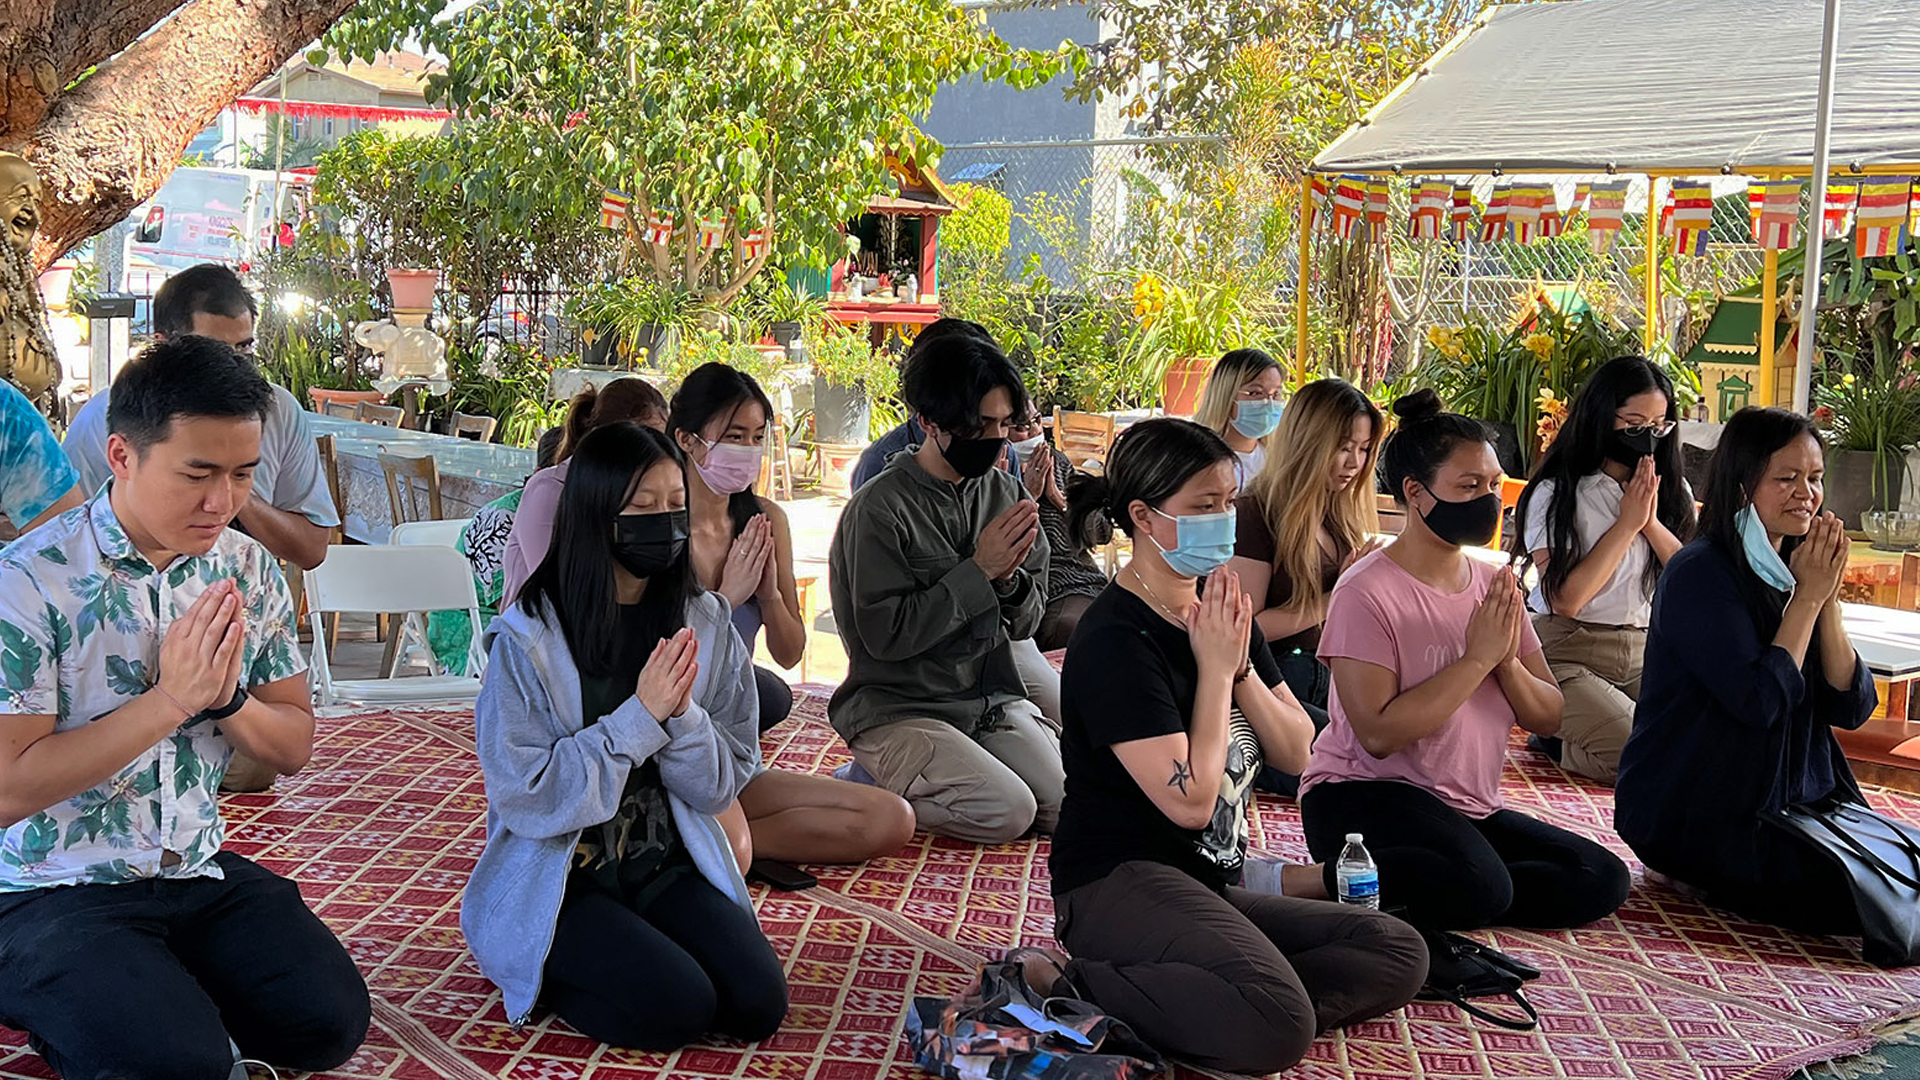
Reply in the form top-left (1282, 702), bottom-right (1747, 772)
top-left (0, 493), bottom-right (305, 892)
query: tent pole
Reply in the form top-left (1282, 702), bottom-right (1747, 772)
top-left (1643, 177), bottom-right (1660, 353)
top-left (1759, 250), bottom-right (1780, 407)
top-left (1295, 182), bottom-right (1312, 385)
top-left (1794, 0), bottom-right (1841, 414)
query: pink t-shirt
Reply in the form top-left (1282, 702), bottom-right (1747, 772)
top-left (501, 460), bottom-right (569, 607)
top-left (1299, 549), bottom-right (1542, 819)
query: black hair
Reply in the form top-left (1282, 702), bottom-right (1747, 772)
top-left (107, 335), bottom-right (272, 453)
top-left (535, 425), bottom-right (564, 470)
top-left (1065, 418), bottom-right (1236, 547)
top-left (1379, 389), bottom-right (1494, 504)
top-left (151, 264), bottom-right (258, 339)
top-left (557, 377), bottom-right (669, 462)
top-left (668, 361), bottom-right (776, 538)
top-left (519, 422), bottom-right (691, 677)
top-left (1512, 356), bottom-right (1697, 600)
top-left (1700, 406), bottom-right (1823, 577)
top-left (901, 330), bottom-right (1029, 437)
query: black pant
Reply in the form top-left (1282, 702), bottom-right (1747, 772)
top-left (1035, 593), bottom-right (1096, 653)
top-left (1300, 779), bottom-right (1630, 932)
top-left (754, 665), bottom-right (794, 733)
top-left (1055, 860), bottom-right (1427, 1076)
top-left (1253, 649), bottom-right (1332, 797)
top-left (543, 866), bottom-right (788, 1050)
top-left (0, 851), bottom-right (369, 1080)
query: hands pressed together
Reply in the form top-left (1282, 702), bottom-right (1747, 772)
top-left (155, 579), bottom-right (245, 723)
top-left (1464, 566), bottom-right (1526, 673)
top-left (1788, 511), bottom-right (1849, 608)
top-left (1187, 566), bottom-right (1253, 682)
top-left (719, 514), bottom-right (781, 608)
top-left (635, 627), bottom-right (700, 721)
top-left (975, 500), bottom-right (1041, 583)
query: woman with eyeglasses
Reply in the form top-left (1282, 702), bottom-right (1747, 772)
top-left (1194, 348), bottom-right (1286, 488)
top-left (1508, 357), bottom-right (1695, 784)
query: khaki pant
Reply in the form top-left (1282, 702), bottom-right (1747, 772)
top-left (220, 751), bottom-right (278, 794)
top-left (848, 700), bottom-right (1063, 845)
top-left (1010, 637), bottom-right (1062, 733)
top-left (1533, 614), bottom-right (1644, 784)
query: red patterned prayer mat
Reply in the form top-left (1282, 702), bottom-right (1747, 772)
top-left (3, 693), bottom-right (1918, 1080)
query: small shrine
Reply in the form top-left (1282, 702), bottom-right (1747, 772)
top-left (824, 155), bottom-right (956, 339)
top-left (1681, 296), bottom-right (1799, 422)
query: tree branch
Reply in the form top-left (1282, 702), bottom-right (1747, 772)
top-left (51, 0), bottom-right (194, 85)
top-left (25, 0), bottom-right (361, 268)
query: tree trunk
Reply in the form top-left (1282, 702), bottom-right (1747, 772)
top-left (19, 0), bottom-right (363, 270)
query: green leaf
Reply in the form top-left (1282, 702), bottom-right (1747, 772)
top-left (0, 621), bottom-right (42, 697)
top-left (105, 655), bottom-right (148, 697)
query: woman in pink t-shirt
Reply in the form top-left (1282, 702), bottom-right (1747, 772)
top-left (1298, 390), bottom-right (1630, 932)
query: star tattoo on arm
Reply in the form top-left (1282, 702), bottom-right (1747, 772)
top-left (1168, 758), bottom-right (1193, 796)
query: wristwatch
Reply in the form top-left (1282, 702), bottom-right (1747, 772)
top-left (204, 685), bottom-right (249, 721)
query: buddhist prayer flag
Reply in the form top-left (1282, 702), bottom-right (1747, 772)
top-left (642, 210), bottom-right (675, 247)
top-left (1507, 183), bottom-right (1546, 244)
top-left (1855, 177), bottom-right (1911, 258)
top-left (1670, 181), bottom-right (1714, 256)
top-left (1824, 182), bottom-right (1859, 241)
top-left (1450, 184), bottom-right (1474, 242)
top-left (1537, 186), bottom-right (1565, 239)
top-left (697, 217), bottom-right (728, 251)
top-left (1307, 176), bottom-right (1331, 233)
top-left (1585, 180), bottom-right (1630, 254)
top-left (1752, 180), bottom-right (1802, 250)
top-left (1573, 183), bottom-right (1593, 212)
top-left (1480, 183), bottom-right (1512, 243)
top-left (1364, 180), bottom-right (1392, 242)
top-left (737, 227), bottom-right (769, 262)
top-left (1409, 179), bottom-right (1450, 240)
top-left (599, 191), bottom-right (630, 230)
top-left (1333, 176), bottom-right (1366, 239)
top-left (1657, 184), bottom-right (1676, 240)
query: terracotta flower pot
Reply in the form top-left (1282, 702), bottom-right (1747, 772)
top-left (386, 268), bottom-right (439, 313)
top-left (1161, 355), bottom-right (1212, 417)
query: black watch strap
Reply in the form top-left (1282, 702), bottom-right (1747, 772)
top-left (204, 684), bottom-right (249, 721)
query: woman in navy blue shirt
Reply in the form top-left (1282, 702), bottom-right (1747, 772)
top-left (1616, 407), bottom-right (1873, 934)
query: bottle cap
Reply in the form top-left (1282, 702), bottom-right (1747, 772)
top-left (1345, 833), bottom-right (1364, 844)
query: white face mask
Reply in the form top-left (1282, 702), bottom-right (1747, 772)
top-left (1010, 435), bottom-right (1045, 459)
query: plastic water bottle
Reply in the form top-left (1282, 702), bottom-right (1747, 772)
top-left (1336, 833), bottom-right (1380, 908)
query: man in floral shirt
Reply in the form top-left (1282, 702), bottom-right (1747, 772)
top-left (0, 337), bottom-right (367, 1079)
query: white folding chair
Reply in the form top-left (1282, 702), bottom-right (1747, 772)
top-left (382, 517), bottom-right (475, 674)
top-left (304, 545), bottom-right (486, 707)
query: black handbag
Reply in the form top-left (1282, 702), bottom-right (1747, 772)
top-left (1767, 797), bottom-right (1920, 968)
top-left (1413, 929), bottom-right (1541, 1031)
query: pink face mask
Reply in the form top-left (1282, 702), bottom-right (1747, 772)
top-left (695, 439), bottom-right (764, 495)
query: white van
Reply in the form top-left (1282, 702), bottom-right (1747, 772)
top-left (127, 167), bottom-right (312, 274)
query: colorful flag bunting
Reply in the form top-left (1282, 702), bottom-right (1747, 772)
top-left (1824, 182), bottom-right (1859, 241)
top-left (1573, 183), bottom-right (1593, 212)
top-left (1409, 180), bottom-right (1450, 240)
top-left (642, 210), bottom-right (675, 247)
top-left (737, 228), bottom-right (769, 262)
top-left (1584, 180), bottom-right (1630, 254)
top-left (697, 217), bottom-right (728, 251)
top-left (1364, 180), bottom-right (1391, 243)
top-left (1480, 184), bottom-right (1511, 244)
top-left (1450, 185), bottom-right (1474, 242)
top-left (1332, 176), bottom-right (1366, 239)
top-left (1307, 176), bottom-right (1331, 233)
top-left (1855, 177), bottom-right (1911, 258)
top-left (1537, 186), bottom-right (1565, 239)
top-left (1752, 180), bottom-right (1802, 250)
top-left (599, 191), bottom-right (630, 230)
top-left (1507, 183), bottom-right (1546, 244)
top-left (1670, 181), bottom-right (1714, 256)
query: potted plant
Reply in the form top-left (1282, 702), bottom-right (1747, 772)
top-left (386, 268), bottom-right (439, 313)
top-left (758, 275), bottom-right (828, 348)
top-left (1813, 340), bottom-right (1920, 529)
top-left (567, 279), bottom-right (694, 368)
top-left (1120, 274), bottom-right (1251, 416)
top-left (808, 321), bottom-right (884, 444)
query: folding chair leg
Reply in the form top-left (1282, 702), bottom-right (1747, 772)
top-left (379, 630), bottom-right (403, 679)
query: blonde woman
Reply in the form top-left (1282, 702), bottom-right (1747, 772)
top-left (1193, 348), bottom-right (1286, 487)
top-left (1229, 378), bottom-right (1384, 719)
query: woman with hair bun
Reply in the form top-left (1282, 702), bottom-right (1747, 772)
top-left (1298, 390), bottom-right (1629, 933)
top-left (1028, 417), bottom-right (1427, 1077)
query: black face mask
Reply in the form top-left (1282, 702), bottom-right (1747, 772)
top-left (1418, 489), bottom-right (1502, 547)
top-left (939, 431), bottom-right (1007, 480)
top-left (1606, 427), bottom-right (1659, 465)
top-left (612, 509), bottom-right (688, 579)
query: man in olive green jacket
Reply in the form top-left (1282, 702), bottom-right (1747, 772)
top-left (827, 333), bottom-right (1060, 845)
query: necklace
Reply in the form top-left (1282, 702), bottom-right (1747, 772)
top-left (1128, 565), bottom-right (1192, 625)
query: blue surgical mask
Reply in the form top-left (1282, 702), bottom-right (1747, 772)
top-left (1737, 504), bottom-right (1796, 592)
top-left (1231, 399), bottom-right (1284, 440)
top-left (1149, 506), bottom-right (1238, 579)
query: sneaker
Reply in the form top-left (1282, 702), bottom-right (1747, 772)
top-left (1527, 734), bottom-right (1564, 764)
top-left (833, 760), bottom-right (877, 786)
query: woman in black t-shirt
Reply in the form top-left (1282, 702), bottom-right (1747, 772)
top-left (1033, 418), bottom-right (1426, 1077)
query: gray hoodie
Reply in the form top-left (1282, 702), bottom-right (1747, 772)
top-left (461, 590), bottom-right (760, 1025)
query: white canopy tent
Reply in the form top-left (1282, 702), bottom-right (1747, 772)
top-left (1301, 0), bottom-right (1920, 406)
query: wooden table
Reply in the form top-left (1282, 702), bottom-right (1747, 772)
top-left (309, 415), bottom-right (535, 544)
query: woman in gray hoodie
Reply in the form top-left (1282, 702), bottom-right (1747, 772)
top-left (463, 421), bottom-right (786, 1048)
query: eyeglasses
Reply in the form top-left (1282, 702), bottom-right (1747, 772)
top-left (1617, 420), bottom-right (1676, 439)
top-left (1237, 388), bottom-right (1285, 401)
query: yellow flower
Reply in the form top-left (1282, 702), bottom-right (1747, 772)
top-left (1843, 372), bottom-right (1857, 386)
top-left (1536, 386), bottom-right (1557, 403)
top-left (1523, 333), bottom-right (1555, 359)
top-left (1426, 325), bottom-right (1455, 350)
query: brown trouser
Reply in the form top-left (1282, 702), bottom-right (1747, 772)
top-left (848, 700), bottom-right (1063, 845)
top-left (1054, 860), bottom-right (1429, 1076)
top-left (1533, 614), bottom-right (1644, 784)
top-left (220, 751), bottom-right (278, 794)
